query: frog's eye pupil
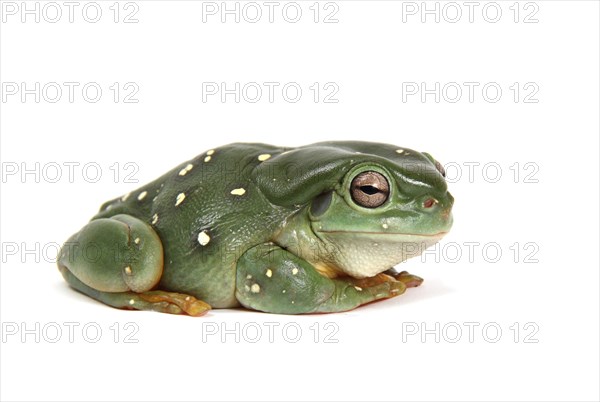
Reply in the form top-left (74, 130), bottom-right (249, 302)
top-left (351, 171), bottom-right (389, 208)
top-left (360, 185), bottom-right (380, 195)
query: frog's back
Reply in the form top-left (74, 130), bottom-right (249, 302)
top-left (92, 143), bottom-right (294, 308)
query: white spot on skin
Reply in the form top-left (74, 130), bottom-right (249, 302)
top-left (292, 268), bottom-right (298, 275)
top-left (204, 156), bottom-right (212, 163)
top-left (354, 286), bottom-right (363, 291)
top-left (134, 238), bottom-right (140, 245)
top-left (266, 269), bottom-right (273, 278)
top-left (185, 296), bottom-right (191, 301)
top-left (258, 154), bottom-right (271, 162)
top-left (382, 223), bottom-right (389, 229)
top-left (246, 274), bottom-right (252, 279)
top-left (244, 285), bottom-right (250, 292)
top-left (250, 284), bottom-right (260, 293)
top-left (175, 192), bottom-right (186, 206)
top-left (282, 290), bottom-right (286, 293)
top-left (179, 163), bottom-right (194, 176)
top-left (137, 191), bottom-right (148, 201)
top-left (230, 188), bottom-right (246, 196)
top-left (291, 301), bottom-right (295, 304)
top-left (151, 214), bottom-right (159, 225)
top-left (124, 266), bottom-right (132, 275)
top-left (197, 231), bottom-right (210, 246)
top-left (129, 299), bottom-right (135, 305)
top-left (106, 205), bottom-right (112, 211)
top-left (396, 149), bottom-right (404, 154)
top-left (207, 149), bottom-right (215, 156)
top-left (121, 193), bottom-right (130, 201)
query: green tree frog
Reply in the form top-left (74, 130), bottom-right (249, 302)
top-left (58, 141), bottom-right (453, 315)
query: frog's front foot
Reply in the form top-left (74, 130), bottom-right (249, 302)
top-left (235, 244), bottom-right (416, 314)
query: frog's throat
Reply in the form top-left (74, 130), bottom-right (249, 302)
top-left (273, 211), bottom-right (446, 279)
top-left (312, 230), bottom-right (445, 279)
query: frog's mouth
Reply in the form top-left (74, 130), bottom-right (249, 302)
top-left (316, 230), bottom-right (448, 244)
top-left (317, 230), bottom-right (448, 238)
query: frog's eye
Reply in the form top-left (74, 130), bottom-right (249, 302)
top-left (350, 171), bottom-right (389, 208)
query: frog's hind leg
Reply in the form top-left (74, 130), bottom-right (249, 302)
top-left (58, 214), bottom-right (210, 316)
top-left (58, 266), bottom-right (210, 316)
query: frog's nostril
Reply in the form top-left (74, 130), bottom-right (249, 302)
top-left (423, 198), bottom-right (437, 208)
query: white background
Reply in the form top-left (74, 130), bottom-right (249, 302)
top-left (1, 1), bottom-right (599, 401)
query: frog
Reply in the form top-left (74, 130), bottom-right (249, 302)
top-left (57, 141), bottom-right (453, 316)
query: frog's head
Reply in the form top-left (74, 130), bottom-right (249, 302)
top-left (256, 141), bottom-right (453, 279)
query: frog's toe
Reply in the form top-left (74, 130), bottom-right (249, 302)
top-left (353, 279), bottom-right (407, 300)
top-left (138, 291), bottom-right (211, 317)
top-left (347, 272), bottom-right (409, 297)
top-left (382, 269), bottom-right (424, 288)
top-left (395, 271), bottom-right (424, 288)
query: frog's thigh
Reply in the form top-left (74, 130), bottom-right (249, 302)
top-left (58, 214), bottom-right (210, 316)
top-left (235, 244), bottom-right (406, 314)
top-left (59, 214), bottom-right (163, 292)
